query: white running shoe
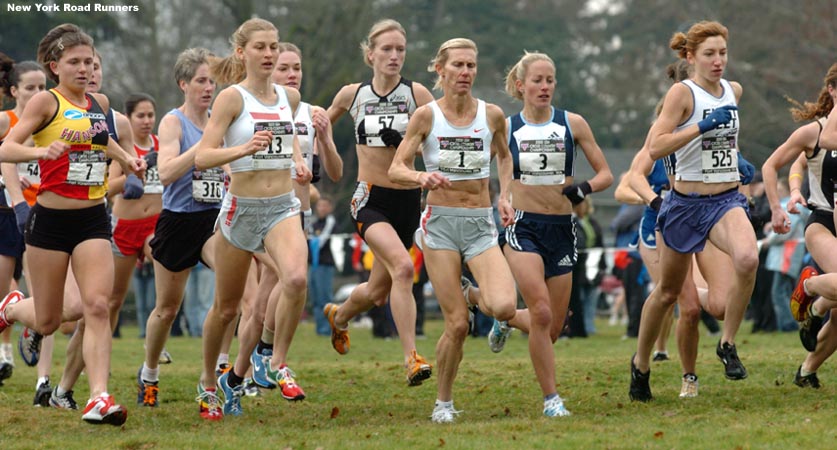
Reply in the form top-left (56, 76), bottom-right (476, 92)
top-left (430, 402), bottom-right (461, 424)
top-left (488, 319), bottom-right (512, 353)
top-left (543, 395), bottom-right (571, 417)
top-left (679, 373), bottom-right (699, 398)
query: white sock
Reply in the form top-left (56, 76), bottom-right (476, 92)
top-left (141, 362), bottom-right (160, 383)
top-left (217, 353), bottom-right (229, 367)
top-left (56, 386), bottom-right (68, 397)
top-left (800, 366), bottom-right (815, 377)
top-left (36, 376), bottom-right (48, 389)
top-left (435, 399), bottom-right (453, 408)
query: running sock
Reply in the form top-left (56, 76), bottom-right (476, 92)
top-left (142, 362), bottom-right (160, 383)
top-left (56, 386), bottom-right (69, 397)
top-left (261, 327), bottom-right (275, 345)
top-left (36, 376), bottom-right (48, 389)
top-left (257, 339), bottom-right (274, 353)
top-left (227, 369), bottom-right (244, 388)
top-left (217, 353), bottom-right (229, 367)
top-left (800, 366), bottom-right (815, 377)
top-left (435, 399), bottom-right (453, 408)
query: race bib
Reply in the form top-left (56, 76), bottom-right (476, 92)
top-left (66, 146), bottom-right (106, 186)
top-left (518, 139), bottom-right (565, 185)
top-left (192, 168), bottom-right (224, 203)
top-left (438, 137), bottom-right (484, 174)
top-left (18, 161), bottom-right (40, 184)
top-left (700, 132), bottom-right (738, 183)
top-left (143, 166), bottom-right (163, 194)
top-left (253, 121), bottom-right (294, 170)
top-left (362, 101), bottom-right (409, 147)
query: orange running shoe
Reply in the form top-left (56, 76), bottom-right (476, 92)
top-left (324, 303), bottom-right (350, 355)
top-left (406, 350), bottom-right (432, 386)
top-left (790, 266), bottom-right (818, 321)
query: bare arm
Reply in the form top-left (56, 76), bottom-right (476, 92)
top-left (388, 105), bottom-right (440, 188)
top-left (326, 84), bottom-right (358, 124)
top-left (412, 82), bottom-right (435, 107)
top-left (568, 112), bottom-right (613, 192)
top-left (489, 104), bottom-right (514, 227)
top-left (194, 87), bottom-right (266, 170)
top-left (1, 163), bottom-right (25, 205)
top-left (762, 123), bottom-right (817, 233)
top-left (787, 152), bottom-right (808, 214)
top-left (311, 106), bottom-right (342, 181)
top-left (648, 83), bottom-right (698, 160)
top-left (823, 107), bottom-right (837, 149)
top-left (0, 91), bottom-right (61, 162)
top-left (156, 113), bottom-right (190, 185)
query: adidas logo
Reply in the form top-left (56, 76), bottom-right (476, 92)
top-left (647, 234), bottom-right (655, 242)
top-left (558, 255), bottom-right (573, 266)
top-left (548, 131), bottom-right (561, 140)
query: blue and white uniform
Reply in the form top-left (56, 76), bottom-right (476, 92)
top-left (503, 107), bottom-right (577, 277)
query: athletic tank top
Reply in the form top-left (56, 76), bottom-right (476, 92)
top-left (807, 118), bottom-right (837, 212)
top-left (0, 110), bottom-right (18, 140)
top-left (674, 79), bottom-right (739, 183)
top-left (507, 107), bottom-right (575, 185)
top-left (227, 84), bottom-right (295, 173)
top-left (1, 111), bottom-right (20, 207)
top-left (421, 100), bottom-right (492, 181)
top-left (33, 89), bottom-right (109, 200)
top-left (135, 134), bottom-right (162, 194)
top-left (348, 77), bottom-right (417, 147)
top-left (294, 101), bottom-right (315, 169)
top-left (162, 108), bottom-right (224, 213)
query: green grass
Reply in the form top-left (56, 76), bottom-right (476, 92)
top-left (0, 319), bottom-right (833, 449)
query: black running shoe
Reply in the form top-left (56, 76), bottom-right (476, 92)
top-left (793, 366), bottom-right (821, 389)
top-left (629, 354), bottom-right (652, 402)
top-left (33, 378), bottom-right (52, 407)
top-left (0, 362), bottom-right (12, 386)
top-left (652, 351), bottom-right (670, 362)
top-left (799, 315), bottom-right (824, 353)
top-left (716, 341), bottom-right (747, 380)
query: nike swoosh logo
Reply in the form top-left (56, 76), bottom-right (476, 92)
top-left (474, 128), bottom-right (483, 133)
top-left (279, 106), bottom-right (287, 110)
top-left (253, 357), bottom-right (262, 372)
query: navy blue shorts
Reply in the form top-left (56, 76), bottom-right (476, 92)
top-left (638, 207), bottom-right (658, 249)
top-left (0, 208), bottom-right (24, 259)
top-left (503, 211), bottom-right (576, 278)
top-left (657, 187), bottom-right (748, 254)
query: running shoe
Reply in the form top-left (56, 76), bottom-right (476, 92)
top-left (33, 377), bottom-right (52, 407)
top-left (652, 351), bottom-right (670, 362)
top-left (217, 371), bottom-right (243, 416)
top-left (274, 365), bottom-right (305, 401)
top-left (793, 366), bottom-right (821, 389)
top-left (629, 354), bottom-right (652, 402)
top-left (0, 290), bottom-right (23, 332)
top-left (488, 319), bottom-right (512, 353)
top-left (324, 303), bottom-right (349, 355)
top-left (49, 387), bottom-right (78, 410)
top-left (543, 395), bottom-right (571, 417)
top-left (790, 266), bottom-right (818, 321)
top-left (243, 378), bottom-right (261, 397)
top-left (406, 350), bottom-right (432, 386)
top-left (250, 346), bottom-right (277, 389)
top-left (799, 314), bottom-right (824, 352)
top-left (18, 327), bottom-right (43, 367)
top-left (0, 343), bottom-right (12, 366)
top-left (716, 341), bottom-right (747, 380)
top-left (430, 402), bottom-right (460, 424)
top-left (82, 394), bottom-right (128, 426)
top-left (679, 373), bottom-right (699, 398)
top-left (136, 367), bottom-right (159, 407)
top-left (215, 363), bottom-right (231, 377)
top-left (159, 348), bottom-right (172, 364)
top-left (196, 383), bottom-right (223, 421)
top-left (0, 362), bottom-right (11, 386)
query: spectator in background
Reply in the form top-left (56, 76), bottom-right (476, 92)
top-left (309, 196), bottom-right (337, 336)
top-left (572, 197), bottom-right (606, 336)
top-left (133, 261), bottom-right (155, 338)
top-left (610, 202), bottom-right (647, 338)
top-left (183, 262), bottom-right (214, 337)
top-left (747, 172), bottom-right (777, 332)
top-left (762, 178), bottom-right (807, 332)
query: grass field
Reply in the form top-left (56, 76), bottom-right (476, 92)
top-left (0, 318), bottom-right (834, 449)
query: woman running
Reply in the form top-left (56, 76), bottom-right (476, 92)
top-left (324, 19), bottom-right (436, 387)
top-left (0, 23), bottom-right (145, 425)
top-left (489, 51), bottom-right (612, 416)
top-left (194, 18), bottom-right (311, 420)
top-left (389, 37), bottom-right (517, 423)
